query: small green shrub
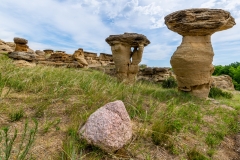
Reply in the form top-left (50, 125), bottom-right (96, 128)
top-left (0, 119), bottom-right (38, 160)
top-left (162, 77), bottom-right (177, 89)
top-left (9, 109), bottom-right (24, 122)
top-left (187, 149), bottom-right (209, 160)
top-left (209, 87), bottom-right (233, 99)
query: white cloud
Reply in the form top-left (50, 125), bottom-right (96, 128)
top-left (0, 0), bottom-right (239, 66)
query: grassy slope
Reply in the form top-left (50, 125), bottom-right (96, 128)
top-left (0, 54), bottom-right (239, 160)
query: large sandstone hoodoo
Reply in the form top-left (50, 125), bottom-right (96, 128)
top-left (106, 33), bottom-right (150, 83)
top-left (164, 9), bottom-right (236, 98)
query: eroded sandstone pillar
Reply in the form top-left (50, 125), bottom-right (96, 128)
top-left (13, 37), bottom-right (29, 52)
top-left (164, 9), bottom-right (235, 98)
top-left (106, 33), bottom-right (150, 83)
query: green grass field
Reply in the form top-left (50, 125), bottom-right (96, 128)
top-left (0, 53), bottom-right (239, 160)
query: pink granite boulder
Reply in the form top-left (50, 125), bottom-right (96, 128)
top-left (79, 100), bottom-right (132, 153)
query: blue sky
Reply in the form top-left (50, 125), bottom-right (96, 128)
top-left (0, 0), bottom-right (240, 67)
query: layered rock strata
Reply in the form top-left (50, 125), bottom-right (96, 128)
top-left (165, 8), bottom-right (236, 98)
top-left (72, 48), bottom-right (88, 68)
top-left (106, 33), bottom-right (150, 83)
top-left (0, 40), bottom-right (14, 52)
top-left (43, 49), bottom-right (54, 58)
top-left (137, 67), bottom-right (173, 82)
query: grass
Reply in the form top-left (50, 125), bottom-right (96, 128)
top-left (0, 53), bottom-right (239, 159)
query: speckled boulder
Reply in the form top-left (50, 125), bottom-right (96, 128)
top-left (79, 100), bottom-right (132, 153)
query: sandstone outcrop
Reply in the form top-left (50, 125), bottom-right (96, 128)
top-left (8, 51), bottom-right (36, 61)
top-left (212, 75), bottom-right (235, 90)
top-left (43, 49), bottom-right (54, 58)
top-left (6, 42), bottom-right (15, 51)
top-left (165, 9), bottom-right (236, 98)
top-left (14, 37), bottom-right (29, 52)
top-left (84, 51), bottom-right (102, 67)
top-left (106, 33), bottom-right (150, 83)
top-left (137, 67), bottom-right (173, 82)
top-left (37, 51), bottom-right (81, 68)
top-left (79, 100), bottom-right (132, 153)
top-left (0, 40), bottom-right (14, 52)
top-left (72, 48), bottom-right (88, 67)
top-left (13, 60), bottom-right (36, 67)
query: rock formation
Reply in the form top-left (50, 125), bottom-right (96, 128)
top-left (72, 48), bottom-right (88, 68)
top-left (43, 49), bottom-right (54, 58)
top-left (0, 40), bottom-right (14, 52)
top-left (212, 75), bottom-right (235, 90)
top-left (84, 51), bottom-right (102, 67)
top-left (13, 60), bottom-right (36, 67)
top-left (8, 51), bottom-right (36, 61)
top-left (6, 42), bottom-right (15, 51)
top-left (37, 51), bottom-right (81, 68)
top-left (137, 67), bottom-right (173, 82)
top-left (164, 9), bottom-right (236, 98)
top-left (14, 37), bottom-right (29, 52)
top-left (106, 33), bottom-right (150, 83)
top-left (79, 100), bottom-right (132, 153)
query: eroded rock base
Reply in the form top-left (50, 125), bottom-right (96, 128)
top-left (171, 36), bottom-right (214, 98)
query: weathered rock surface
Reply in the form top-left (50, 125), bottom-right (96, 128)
top-left (8, 52), bottom-right (36, 61)
top-left (106, 33), bottom-right (150, 83)
top-left (165, 8), bottom-right (236, 36)
top-left (72, 48), bottom-right (88, 67)
top-left (6, 42), bottom-right (16, 51)
top-left (43, 49), bottom-right (54, 58)
top-left (99, 53), bottom-right (113, 61)
top-left (79, 100), bottom-right (132, 153)
top-left (106, 32), bottom-right (150, 47)
top-left (13, 37), bottom-right (28, 44)
top-left (13, 37), bottom-right (29, 52)
top-left (0, 40), bottom-right (13, 52)
top-left (212, 75), bottom-right (235, 90)
top-left (165, 8), bottom-right (235, 98)
top-left (137, 67), bottom-right (173, 82)
top-left (13, 60), bottom-right (36, 67)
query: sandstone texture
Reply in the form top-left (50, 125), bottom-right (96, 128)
top-left (79, 100), bottom-right (132, 153)
top-left (137, 67), bottom-right (173, 82)
top-left (13, 60), bottom-right (36, 67)
top-left (165, 8), bottom-right (236, 36)
top-left (0, 40), bottom-right (14, 52)
top-left (106, 33), bottom-right (150, 83)
top-left (165, 8), bottom-right (235, 98)
top-left (6, 42), bottom-right (16, 51)
top-left (212, 75), bottom-right (235, 90)
top-left (72, 48), bottom-right (88, 67)
top-left (8, 52), bottom-right (36, 61)
top-left (13, 37), bottom-right (29, 52)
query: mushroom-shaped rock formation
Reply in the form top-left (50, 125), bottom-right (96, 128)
top-left (13, 37), bottom-right (29, 52)
top-left (106, 33), bottom-right (150, 83)
top-left (164, 8), bottom-right (235, 98)
top-left (72, 48), bottom-right (88, 68)
top-left (43, 49), bottom-right (54, 58)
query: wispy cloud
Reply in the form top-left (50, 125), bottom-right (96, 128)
top-left (0, 0), bottom-right (239, 66)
